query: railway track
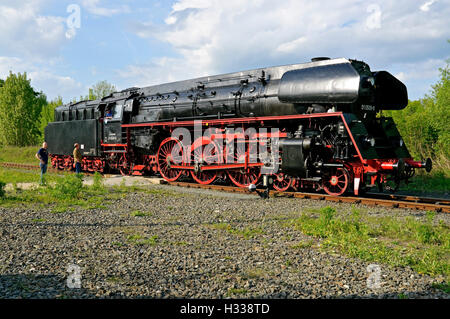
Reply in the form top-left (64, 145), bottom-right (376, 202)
top-left (166, 181), bottom-right (450, 213)
top-left (2, 162), bottom-right (449, 213)
top-left (0, 162), bottom-right (98, 175)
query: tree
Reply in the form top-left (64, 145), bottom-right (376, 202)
top-left (0, 72), bottom-right (46, 146)
top-left (90, 80), bottom-right (116, 100)
top-left (429, 63), bottom-right (450, 167)
top-left (69, 81), bottom-right (117, 102)
top-left (40, 96), bottom-right (63, 137)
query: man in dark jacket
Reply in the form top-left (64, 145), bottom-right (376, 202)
top-left (35, 142), bottom-right (48, 185)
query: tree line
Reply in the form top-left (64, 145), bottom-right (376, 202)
top-left (0, 74), bottom-right (116, 147)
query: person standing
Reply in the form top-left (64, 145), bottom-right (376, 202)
top-left (73, 143), bottom-right (83, 174)
top-left (35, 142), bottom-right (48, 185)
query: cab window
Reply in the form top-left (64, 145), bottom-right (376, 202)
top-left (112, 104), bottom-right (123, 119)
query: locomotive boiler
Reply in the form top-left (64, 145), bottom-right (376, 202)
top-left (45, 57), bottom-right (432, 195)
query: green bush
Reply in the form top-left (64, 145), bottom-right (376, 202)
top-left (91, 172), bottom-right (104, 191)
top-left (319, 206), bottom-right (335, 226)
top-left (51, 174), bottom-right (83, 200)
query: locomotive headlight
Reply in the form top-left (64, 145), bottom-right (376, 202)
top-left (361, 76), bottom-right (375, 88)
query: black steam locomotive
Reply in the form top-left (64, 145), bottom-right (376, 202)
top-left (45, 57), bottom-right (432, 195)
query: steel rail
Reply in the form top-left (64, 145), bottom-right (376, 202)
top-left (166, 181), bottom-right (450, 213)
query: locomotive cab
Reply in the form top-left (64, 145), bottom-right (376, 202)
top-left (103, 101), bottom-right (125, 144)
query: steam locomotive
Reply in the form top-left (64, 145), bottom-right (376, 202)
top-left (45, 57), bottom-right (432, 195)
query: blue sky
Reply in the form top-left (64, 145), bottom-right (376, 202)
top-left (0, 0), bottom-right (449, 103)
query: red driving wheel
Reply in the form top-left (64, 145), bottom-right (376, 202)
top-left (190, 139), bottom-right (221, 185)
top-left (157, 137), bottom-right (184, 182)
top-left (226, 140), bottom-right (260, 188)
top-left (323, 167), bottom-right (349, 196)
top-left (272, 173), bottom-right (292, 191)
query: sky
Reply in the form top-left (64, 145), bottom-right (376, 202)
top-left (0, 0), bottom-right (449, 103)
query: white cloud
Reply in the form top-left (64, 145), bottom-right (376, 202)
top-left (277, 37), bottom-right (307, 54)
top-left (81, 0), bottom-right (130, 17)
top-left (393, 58), bottom-right (445, 82)
top-left (171, 0), bottom-right (211, 12)
top-left (0, 56), bottom-right (83, 102)
top-left (420, 0), bottom-right (436, 12)
top-left (0, 2), bottom-right (67, 60)
top-left (123, 0), bottom-right (450, 99)
top-left (116, 56), bottom-right (210, 88)
top-left (164, 15), bottom-right (177, 25)
top-left (391, 58), bottom-right (448, 99)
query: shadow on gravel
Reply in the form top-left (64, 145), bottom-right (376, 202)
top-left (0, 273), bottom-right (97, 299)
top-left (0, 272), bottom-right (444, 299)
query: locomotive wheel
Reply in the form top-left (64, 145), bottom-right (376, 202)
top-left (190, 139), bottom-right (221, 185)
top-left (272, 173), bottom-right (292, 192)
top-left (119, 154), bottom-right (131, 176)
top-left (227, 169), bottom-right (260, 188)
top-left (323, 167), bottom-right (349, 196)
top-left (64, 157), bottom-right (74, 171)
top-left (226, 139), bottom-right (260, 188)
top-left (157, 137), bottom-right (184, 182)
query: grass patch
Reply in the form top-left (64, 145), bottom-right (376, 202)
top-left (284, 206), bottom-right (450, 280)
top-left (432, 282), bottom-right (450, 293)
top-left (0, 167), bottom-right (68, 184)
top-left (91, 172), bottom-right (104, 191)
top-left (402, 171), bottom-right (450, 194)
top-left (111, 242), bottom-right (124, 247)
top-left (0, 145), bottom-right (41, 164)
top-left (211, 223), bottom-right (264, 239)
top-left (130, 210), bottom-right (152, 217)
top-left (127, 234), bottom-right (159, 246)
top-left (106, 276), bottom-right (123, 283)
top-left (291, 240), bottom-right (314, 249)
top-left (50, 174), bottom-right (83, 200)
top-left (242, 268), bottom-right (266, 279)
top-left (0, 171), bottom-right (114, 212)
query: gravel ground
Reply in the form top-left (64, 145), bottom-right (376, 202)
top-left (0, 182), bottom-right (448, 299)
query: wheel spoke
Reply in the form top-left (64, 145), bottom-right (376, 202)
top-left (323, 167), bottom-right (349, 196)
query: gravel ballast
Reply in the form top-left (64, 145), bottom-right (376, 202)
top-left (0, 182), bottom-right (448, 299)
